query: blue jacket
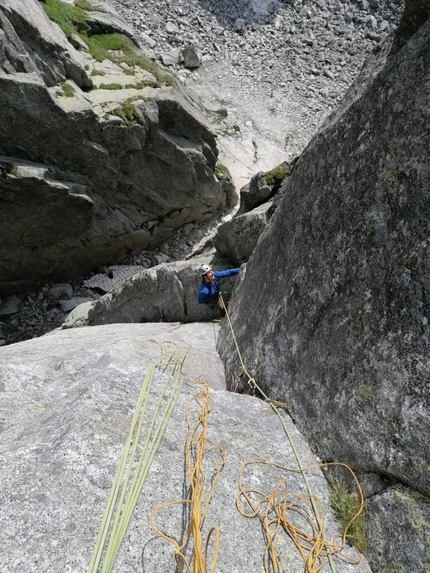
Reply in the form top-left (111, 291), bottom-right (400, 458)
top-left (197, 268), bottom-right (240, 305)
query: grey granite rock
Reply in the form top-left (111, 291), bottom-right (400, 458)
top-left (83, 265), bottom-right (146, 293)
top-left (236, 171), bottom-right (272, 215)
top-left (181, 44), bottom-right (202, 68)
top-left (0, 0), bottom-right (227, 296)
top-left (215, 202), bottom-right (270, 265)
top-left (82, 256), bottom-right (240, 326)
top-left (85, 9), bottom-right (135, 39)
top-left (217, 0), bottom-right (430, 538)
top-left (59, 296), bottom-right (94, 313)
top-left (367, 486), bottom-right (430, 573)
top-left (0, 0), bottom-right (92, 89)
top-left (0, 323), bottom-right (372, 573)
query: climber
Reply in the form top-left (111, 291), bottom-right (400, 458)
top-left (197, 264), bottom-right (240, 315)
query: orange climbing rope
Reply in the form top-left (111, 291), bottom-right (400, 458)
top-left (237, 457), bottom-right (364, 573)
top-left (150, 380), bottom-right (226, 573)
top-left (220, 294), bottom-right (364, 573)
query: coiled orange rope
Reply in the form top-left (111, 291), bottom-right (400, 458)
top-left (150, 380), bottom-right (226, 573)
top-left (221, 295), bottom-right (364, 573)
top-left (237, 458), bottom-right (363, 573)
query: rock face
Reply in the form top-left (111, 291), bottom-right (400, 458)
top-left (0, 0), bottom-right (226, 296)
top-left (366, 486), bottom-right (430, 573)
top-left (218, 12), bottom-right (430, 572)
top-left (215, 202), bottom-right (271, 265)
top-left (0, 324), bottom-right (372, 573)
top-left (236, 162), bottom-right (292, 216)
top-left (68, 255), bottom-right (241, 327)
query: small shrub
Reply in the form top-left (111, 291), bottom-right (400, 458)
top-left (56, 82), bottom-right (75, 97)
top-left (99, 83), bottom-right (123, 90)
top-left (214, 163), bottom-right (229, 182)
top-left (90, 69), bottom-right (106, 76)
top-left (330, 481), bottom-right (367, 554)
top-left (113, 99), bottom-right (141, 127)
top-left (264, 164), bottom-right (291, 186)
top-left (42, 0), bottom-right (86, 38)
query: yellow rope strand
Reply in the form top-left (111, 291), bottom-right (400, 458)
top-left (221, 295), bottom-right (364, 573)
top-left (150, 380), bottom-right (226, 573)
top-left (88, 345), bottom-right (188, 573)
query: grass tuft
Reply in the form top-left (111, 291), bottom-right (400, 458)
top-left (99, 83), bottom-right (123, 90)
top-left (56, 82), bottom-right (75, 97)
top-left (112, 99), bottom-right (143, 127)
top-left (214, 163), bottom-right (230, 183)
top-left (42, 0), bottom-right (87, 38)
top-left (264, 164), bottom-right (291, 186)
top-left (330, 481), bottom-right (367, 554)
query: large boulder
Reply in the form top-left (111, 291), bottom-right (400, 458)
top-left (218, 10), bottom-right (430, 572)
top-left (0, 0), bottom-right (92, 88)
top-left (366, 486), bottom-right (430, 573)
top-left (0, 324), bottom-right (372, 573)
top-left (66, 256), bottom-right (241, 327)
top-left (236, 162), bottom-right (292, 216)
top-left (215, 202), bottom-right (271, 265)
top-left (0, 0), bottom-right (226, 296)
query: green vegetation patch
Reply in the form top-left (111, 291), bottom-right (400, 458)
top-left (56, 82), bottom-right (75, 98)
top-left (99, 83), bottom-right (123, 90)
top-left (330, 481), bottom-right (367, 554)
top-left (5, 164), bottom-right (21, 178)
top-left (113, 99), bottom-right (141, 127)
top-left (90, 69), bottom-right (106, 76)
top-left (42, 0), bottom-right (87, 38)
top-left (214, 163), bottom-right (230, 183)
top-left (42, 0), bottom-right (175, 89)
top-left (264, 164), bottom-right (291, 186)
top-left (205, 108), bottom-right (225, 125)
top-left (75, 0), bottom-right (103, 10)
top-left (81, 33), bottom-right (175, 87)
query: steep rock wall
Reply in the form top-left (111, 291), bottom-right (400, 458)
top-left (219, 13), bottom-right (430, 496)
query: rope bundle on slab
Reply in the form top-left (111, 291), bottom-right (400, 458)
top-left (150, 379), bottom-right (226, 573)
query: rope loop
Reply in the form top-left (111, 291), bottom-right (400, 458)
top-left (150, 380), bottom-right (226, 573)
top-left (219, 293), bottom-right (365, 573)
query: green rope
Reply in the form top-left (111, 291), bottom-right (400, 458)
top-left (221, 295), bottom-right (337, 573)
top-left (88, 345), bottom-right (188, 573)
